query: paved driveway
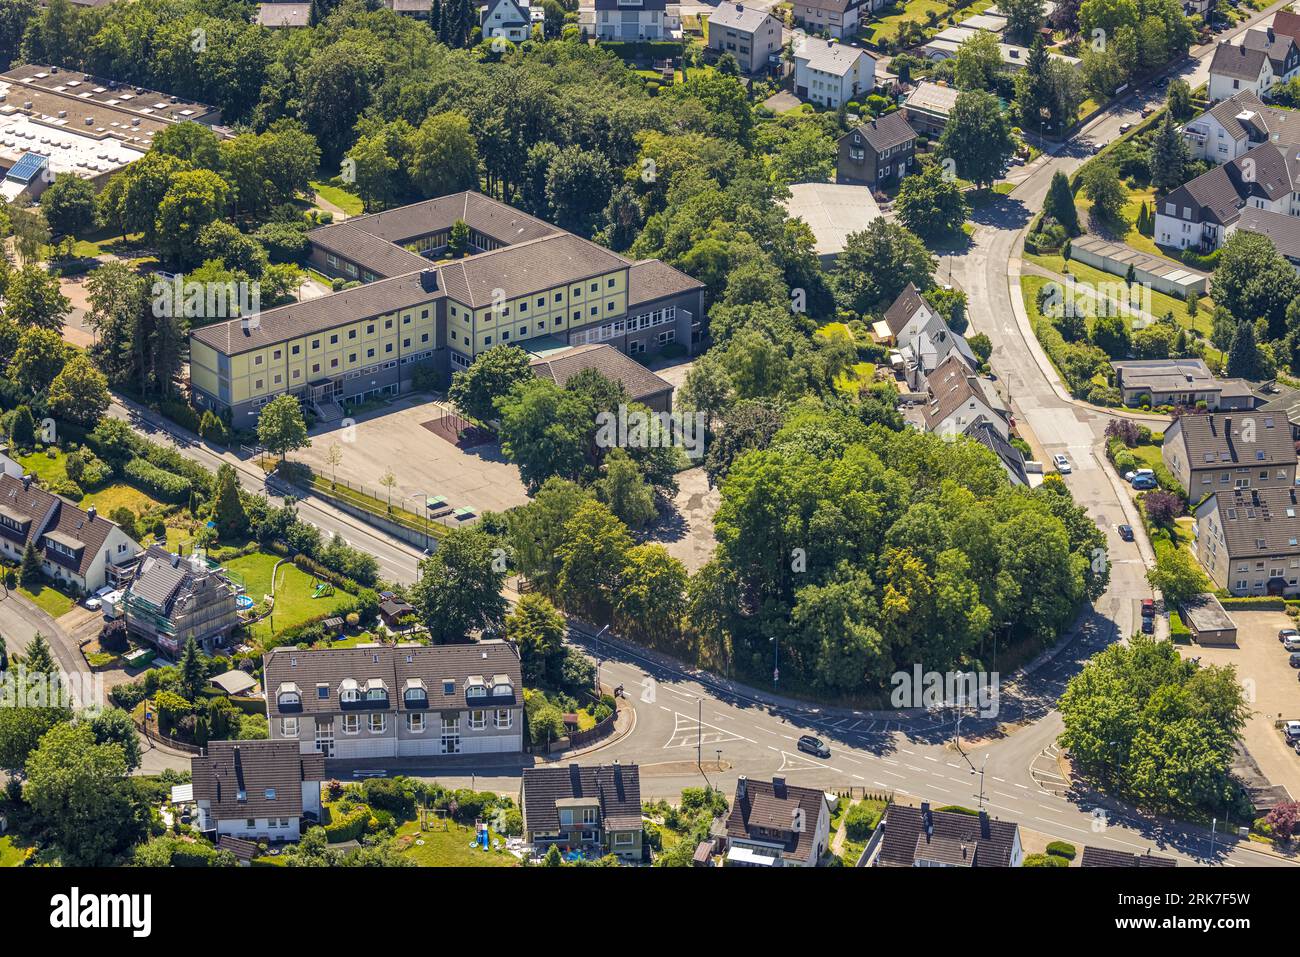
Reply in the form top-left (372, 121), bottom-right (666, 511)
top-left (1180, 609), bottom-right (1300, 802)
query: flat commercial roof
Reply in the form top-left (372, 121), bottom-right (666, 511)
top-left (781, 182), bottom-right (882, 258)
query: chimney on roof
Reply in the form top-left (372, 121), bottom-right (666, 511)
top-left (86, 505), bottom-right (96, 521)
top-left (772, 775), bottom-right (786, 798)
top-left (921, 801), bottom-right (933, 837)
top-left (1269, 27), bottom-right (1275, 42)
top-left (21, 474), bottom-right (30, 490)
top-left (979, 809), bottom-right (991, 839)
top-left (737, 775), bottom-right (747, 800)
top-left (420, 268), bottom-right (438, 292)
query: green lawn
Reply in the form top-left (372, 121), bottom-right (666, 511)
top-left (223, 552), bottom-right (356, 641)
top-left (391, 819), bottom-right (517, 867)
top-left (860, 0), bottom-right (993, 44)
top-left (62, 227), bottom-right (148, 260)
top-left (0, 834), bottom-right (33, 867)
top-left (310, 180), bottom-right (364, 217)
top-left (17, 450), bottom-right (166, 518)
top-left (19, 583), bottom-right (77, 618)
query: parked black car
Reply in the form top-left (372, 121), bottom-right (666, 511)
top-left (1118, 524), bottom-right (1134, 542)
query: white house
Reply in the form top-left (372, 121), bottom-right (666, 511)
top-left (923, 354), bottom-right (1010, 440)
top-left (791, 34), bottom-right (875, 108)
top-left (585, 0), bottom-right (680, 40)
top-left (192, 740), bottom-right (326, 843)
top-left (1180, 91), bottom-right (1300, 163)
top-left (481, 0), bottom-right (532, 40)
top-left (1209, 38), bottom-right (1276, 103)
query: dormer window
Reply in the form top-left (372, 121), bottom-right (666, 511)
top-left (466, 676), bottom-right (488, 699)
top-left (364, 678), bottom-right (387, 701)
top-left (277, 683), bottom-right (301, 709)
top-left (340, 678), bottom-right (360, 704)
top-left (404, 678), bottom-right (428, 708)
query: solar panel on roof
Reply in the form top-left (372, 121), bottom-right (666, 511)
top-left (5, 151), bottom-right (46, 183)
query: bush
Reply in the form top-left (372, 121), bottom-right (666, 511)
top-left (325, 804), bottom-right (372, 843)
top-left (1046, 840), bottom-right (1076, 860)
top-left (100, 618), bottom-right (130, 653)
top-left (1024, 852), bottom-right (1069, 867)
top-left (843, 800), bottom-right (883, 841)
top-left (124, 456), bottom-right (193, 502)
top-left (358, 777), bottom-right (417, 818)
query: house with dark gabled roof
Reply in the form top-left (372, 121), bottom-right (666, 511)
top-left (520, 762), bottom-right (643, 861)
top-left (264, 641), bottom-right (524, 761)
top-left (1182, 90), bottom-right (1300, 164)
top-left (1080, 845), bottom-right (1177, 867)
top-left (481, 0), bottom-right (532, 41)
top-left (719, 774), bottom-right (831, 866)
top-left (875, 802), bottom-right (1023, 867)
top-left (529, 343), bottom-right (674, 412)
top-left (1161, 411), bottom-right (1297, 495)
top-left (123, 545), bottom-right (243, 657)
top-left (1209, 39), bottom-right (1275, 102)
top-left (0, 473), bottom-right (140, 594)
top-left (1194, 486), bottom-right (1300, 596)
top-left (192, 740), bottom-right (326, 843)
top-left (837, 111), bottom-right (917, 189)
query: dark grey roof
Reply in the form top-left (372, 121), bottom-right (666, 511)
top-left (1210, 41), bottom-right (1270, 81)
top-left (529, 344), bottom-right (673, 405)
top-left (878, 803), bottom-right (1019, 867)
top-left (707, 2), bottom-right (779, 33)
top-left (129, 546), bottom-right (191, 609)
top-left (308, 222), bottom-right (432, 278)
top-left (627, 258), bottom-right (704, 307)
top-left (964, 416), bottom-right (1029, 485)
top-left (1195, 486), bottom-right (1300, 561)
top-left (192, 740), bottom-right (326, 820)
top-left (1166, 411), bottom-right (1296, 471)
top-left (320, 191), bottom-right (558, 249)
top-left (1237, 206), bottom-right (1300, 262)
top-left (1080, 845), bottom-right (1177, 867)
top-left (1259, 386), bottom-right (1300, 425)
top-left (1230, 143), bottom-right (1298, 202)
top-left (190, 269), bottom-right (443, 356)
top-left (521, 763), bottom-right (643, 833)
top-left (724, 776), bottom-right (827, 864)
top-left (437, 233), bottom-right (629, 309)
top-left (883, 282), bottom-right (928, 337)
top-left (1240, 28), bottom-right (1298, 76)
top-left (1166, 165), bottom-right (1243, 228)
top-left (0, 473), bottom-right (57, 550)
top-left (845, 110), bottom-right (916, 153)
top-left (265, 640), bottom-right (523, 717)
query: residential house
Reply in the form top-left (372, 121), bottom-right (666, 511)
top-left (791, 0), bottom-right (873, 40)
top-left (791, 34), bottom-right (875, 109)
top-left (964, 417), bottom-right (1032, 486)
top-left (1110, 359), bottom-right (1257, 410)
top-left (903, 81), bottom-right (961, 137)
top-left (529, 342), bottom-right (675, 412)
top-left (1162, 411), bottom-right (1297, 496)
top-left (1232, 205), bottom-right (1300, 269)
top-left (264, 641), bottom-right (525, 761)
top-left (706, 3), bottom-right (783, 75)
top-left (1181, 91), bottom-right (1300, 164)
top-left (781, 182), bottom-right (882, 263)
top-left (923, 354), bottom-right (1009, 440)
top-left (1079, 846), bottom-right (1176, 867)
top-left (191, 740), bottom-right (326, 843)
top-left (836, 111), bottom-right (916, 188)
top-left (0, 473), bottom-right (140, 594)
top-left (189, 191), bottom-right (703, 430)
top-left (1208, 39), bottom-right (1275, 102)
top-left (876, 282), bottom-right (939, 346)
top-left (1242, 27), bottom-right (1300, 85)
top-left (1259, 387), bottom-right (1300, 440)
top-left (123, 545), bottom-right (243, 657)
top-left (520, 762), bottom-right (643, 861)
top-left (875, 802), bottom-right (1023, 867)
top-left (719, 775), bottom-right (831, 866)
top-left (586, 0), bottom-right (680, 41)
top-left (481, 0), bottom-right (532, 40)
top-left (1194, 486), bottom-right (1300, 595)
top-left (877, 283), bottom-right (978, 392)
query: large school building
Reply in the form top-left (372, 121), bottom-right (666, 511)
top-left (188, 191), bottom-right (704, 429)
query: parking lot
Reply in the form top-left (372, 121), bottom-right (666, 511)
top-left (297, 395), bottom-right (531, 518)
top-left (1180, 608), bottom-right (1300, 801)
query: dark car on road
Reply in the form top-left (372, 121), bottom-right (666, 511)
top-left (1118, 524), bottom-right (1134, 541)
top-left (797, 735), bottom-right (831, 759)
top-left (1141, 616), bottom-right (1154, 633)
top-left (1291, 653), bottom-right (1300, 668)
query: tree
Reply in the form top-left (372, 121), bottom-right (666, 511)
top-left (505, 592), bottom-right (567, 685)
top-left (1146, 547), bottom-right (1210, 608)
top-left (1001, 0), bottom-right (1045, 39)
top-left (1227, 320), bottom-right (1263, 380)
top-left (1142, 490), bottom-right (1183, 528)
top-left (555, 499), bottom-right (634, 619)
top-left (4, 264), bottom-right (69, 330)
top-left (1148, 111), bottom-right (1191, 191)
top-left (1212, 231), bottom-right (1300, 340)
top-left (46, 353), bottom-right (109, 426)
top-left (954, 31), bottom-right (1004, 91)
top-left (448, 218), bottom-right (471, 257)
top-left (179, 636), bottom-right (207, 703)
top-left (938, 91), bottom-right (1015, 191)
top-left (1167, 78), bottom-right (1194, 121)
top-left (212, 463), bottom-right (249, 539)
top-left (89, 707), bottom-right (142, 773)
top-left (614, 543), bottom-right (688, 648)
top-left (10, 326), bottom-right (66, 395)
top-left (409, 111), bottom-right (479, 200)
top-left (595, 448), bottom-right (658, 529)
top-left (1264, 801), bottom-right (1300, 840)
top-left (23, 721), bottom-right (146, 865)
top-left (495, 378), bottom-right (596, 491)
top-left (1080, 160), bottom-right (1126, 222)
top-left (0, 705), bottom-right (68, 775)
top-left (256, 393), bottom-right (311, 463)
top-left (408, 526), bottom-right (508, 643)
top-left (895, 163), bottom-right (970, 240)
top-left (40, 172), bottom-right (98, 239)
top-left (833, 218), bottom-right (935, 314)
top-left (1091, 313), bottom-right (1131, 358)
top-left (380, 468), bottom-right (397, 509)
top-left (325, 443), bottom-right (343, 485)
top-left (155, 169), bottom-right (231, 269)
top-left (448, 345), bottom-right (534, 423)
top-left (545, 145), bottom-right (613, 236)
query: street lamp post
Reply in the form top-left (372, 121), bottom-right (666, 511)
top-left (592, 624), bottom-right (609, 694)
top-left (971, 754), bottom-right (988, 809)
top-left (770, 636), bottom-right (779, 687)
top-left (401, 492), bottom-right (431, 551)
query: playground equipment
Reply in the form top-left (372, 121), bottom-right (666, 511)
top-left (312, 580), bottom-right (335, 599)
top-left (475, 820), bottom-right (490, 850)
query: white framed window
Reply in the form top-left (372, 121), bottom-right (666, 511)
top-left (469, 710), bottom-right (487, 730)
top-left (281, 717), bottom-right (298, 738)
top-left (495, 709), bottom-right (512, 730)
top-left (342, 714), bottom-right (360, 735)
top-left (369, 714), bottom-right (387, 734)
top-left (614, 831), bottom-right (634, 846)
top-left (408, 713), bottom-right (425, 733)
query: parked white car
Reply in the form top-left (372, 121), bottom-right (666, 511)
top-left (1053, 453), bottom-right (1072, 474)
top-left (1124, 468), bottom-right (1155, 483)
